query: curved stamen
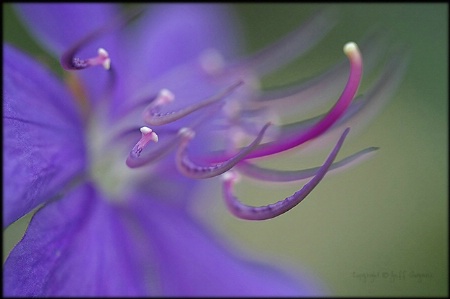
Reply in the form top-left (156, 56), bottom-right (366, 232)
top-left (142, 80), bottom-right (244, 126)
top-left (61, 8), bottom-right (143, 71)
top-left (222, 127), bottom-right (350, 220)
top-left (335, 46), bottom-right (409, 130)
top-left (240, 94), bottom-right (363, 149)
top-left (270, 46), bottom-right (408, 149)
top-left (126, 104), bottom-right (224, 169)
top-left (247, 46), bottom-right (406, 146)
top-left (208, 42), bottom-right (362, 163)
top-left (237, 146), bottom-right (378, 182)
top-left (254, 30), bottom-right (385, 104)
top-left (248, 42), bottom-right (362, 158)
top-left (126, 128), bottom-right (180, 169)
top-left (139, 88), bottom-right (175, 121)
top-left (176, 123), bottom-right (271, 179)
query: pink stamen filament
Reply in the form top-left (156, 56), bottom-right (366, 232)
top-left (208, 42), bottom-right (362, 163)
top-left (247, 42), bottom-right (362, 159)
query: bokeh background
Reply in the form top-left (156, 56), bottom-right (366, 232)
top-left (3, 3), bottom-right (448, 297)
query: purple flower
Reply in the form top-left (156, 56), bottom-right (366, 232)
top-left (3, 3), bottom-right (406, 296)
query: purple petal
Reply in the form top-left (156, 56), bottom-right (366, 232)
top-left (14, 3), bottom-right (119, 56)
top-left (4, 181), bottom-right (326, 296)
top-left (125, 4), bottom-right (239, 89)
top-left (3, 183), bottom-right (148, 296)
top-left (129, 193), bottom-right (327, 296)
top-left (3, 44), bottom-right (86, 228)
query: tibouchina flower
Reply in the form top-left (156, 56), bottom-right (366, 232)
top-left (3, 3), bottom-right (407, 296)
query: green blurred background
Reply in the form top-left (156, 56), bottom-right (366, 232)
top-left (3, 3), bottom-right (448, 297)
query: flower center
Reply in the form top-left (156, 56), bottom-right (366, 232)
top-left (88, 119), bottom-right (123, 200)
top-left (87, 115), bottom-right (151, 202)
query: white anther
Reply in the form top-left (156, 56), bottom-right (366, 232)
top-left (150, 132), bottom-right (159, 143)
top-left (343, 42), bottom-right (359, 57)
top-left (97, 48), bottom-right (111, 70)
top-left (98, 48), bottom-right (109, 57)
top-left (140, 126), bottom-right (153, 134)
top-left (140, 126), bottom-right (158, 142)
top-left (200, 48), bottom-right (225, 74)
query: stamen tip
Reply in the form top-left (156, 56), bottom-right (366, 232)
top-left (151, 132), bottom-right (159, 143)
top-left (139, 126), bottom-right (159, 142)
top-left (140, 126), bottom-right (153, 134)
top-left (98, 48), bottom-right (109, 57)
top-left (343, 42), bottom-right (359, 57)
top-left (98, 48), bottom-right (111, 70)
